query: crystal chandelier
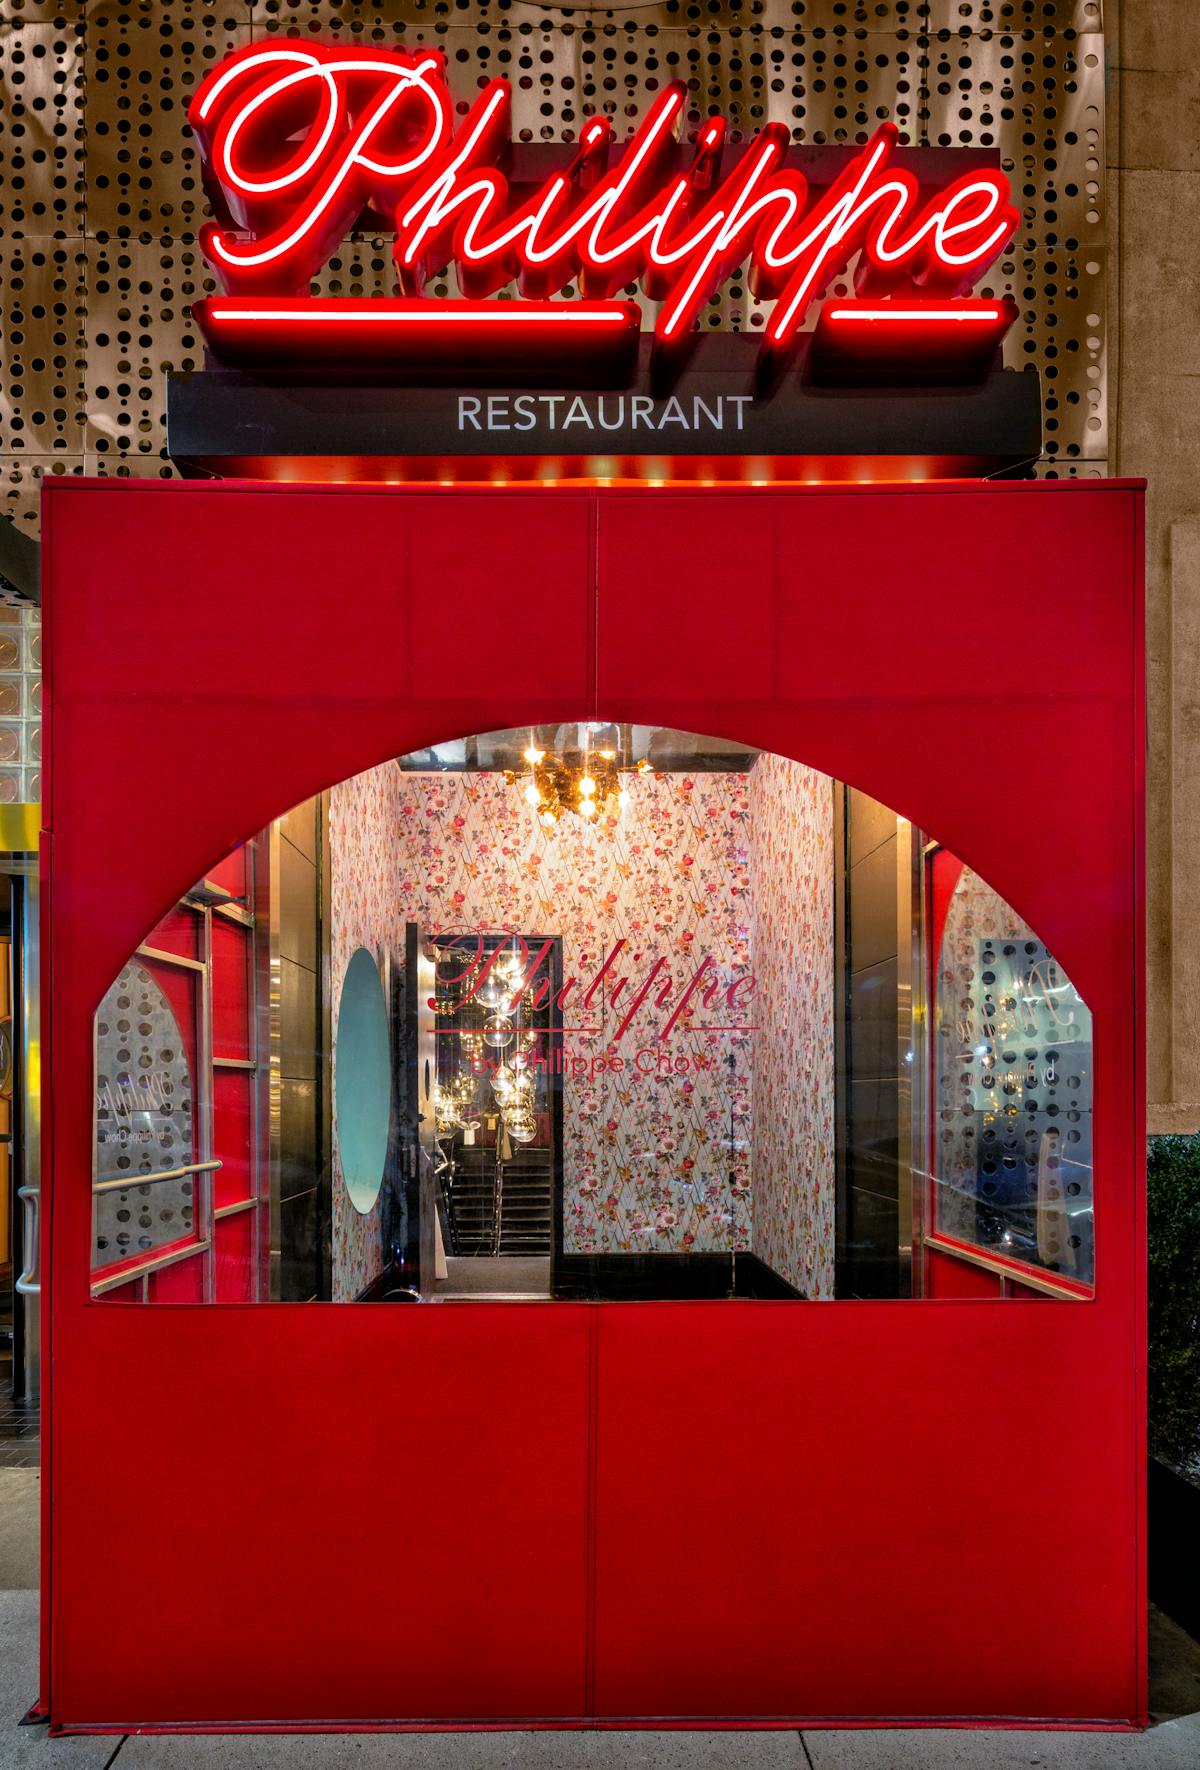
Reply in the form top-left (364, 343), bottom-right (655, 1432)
top-left (507, 725), bottom-right (649, 830)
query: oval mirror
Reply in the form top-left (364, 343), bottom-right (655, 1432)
top-left (335, 947), bottom-right (391, 1216)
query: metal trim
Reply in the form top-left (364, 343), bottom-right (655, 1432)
top-left (214, 1196), bottom-right (260, 1221)
top-left (211, 901), bottom-right (253, 929)
top-left (921, 1231), bottom-right (1090, 1303)
top-left (909, 832), bottom-right (931, 1301)
top-left (15, 871), bottom-right (40, 1397)
top-left (90, 1238), bottom-right (210, 1297)
top-left (248, 830), bottom-right (268, 1301)
top-left (198, 897), bottom-right (216, 1304)
top-left (137, 943), bottom-right (205, 973)
top-left (14, 1185), bottom-right (38, 1294)
top-left (262, 825), bottom-right (283, 1300)
top-left (895, 817), bottom-right (915, 1298)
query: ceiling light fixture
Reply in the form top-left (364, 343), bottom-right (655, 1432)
top-left (508, 725), bottom-right (649, 830)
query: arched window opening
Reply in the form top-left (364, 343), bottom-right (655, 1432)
top-left (90, 726), bottom-right (1094, 1305)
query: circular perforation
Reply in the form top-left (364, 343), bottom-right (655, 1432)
top-left (0, 0), bottom-right (1108, 519)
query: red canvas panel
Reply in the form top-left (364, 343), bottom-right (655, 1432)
top-left (211, 918), bottom-right (252, 1062)
top-left (590, 482), bottom-right (1144, 1725)
top-left (212, 1069), bottom-right (254, 1210)
top-left (97, 1279), bottom-right (142, 1305)
top-left (41, 479), bottom-right (1144, 1732)
top-left (924, 1246), bottom-right (1002, 1300)
top-left (139, 904), bottom-right (201, 964)
top-left (213, 1212), bottom-right (256, 1304)
top-left (146, 1251), bottom-right (205, 1305)
top-left (205, 847), bottom-right (249, 901)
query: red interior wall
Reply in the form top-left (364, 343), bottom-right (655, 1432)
top-left (41, 479), bottom-right (1145, 1730)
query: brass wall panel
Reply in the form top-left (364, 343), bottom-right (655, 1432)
top-left (80, 234), bottom-right (208, 467)
top-left (0, 7), bottom-right (85, 241)
top-left (0, 0), bottom-right (1110, 537)
top-left (82, 0), bottom-right (252, 240)
top-left (0, 238), bottom-right (86, 456)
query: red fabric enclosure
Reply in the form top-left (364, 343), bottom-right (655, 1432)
top-left (40, 478), bottom-right (1145, 1731)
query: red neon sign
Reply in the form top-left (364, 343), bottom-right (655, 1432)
top-left (189, 43), bottom-right (1020, 364)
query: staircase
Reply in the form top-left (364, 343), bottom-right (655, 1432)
top-left (444, 1148), bottom-right (552, 1256)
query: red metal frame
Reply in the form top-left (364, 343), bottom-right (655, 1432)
top-left (40, 477), bottom-right (1145, 1732)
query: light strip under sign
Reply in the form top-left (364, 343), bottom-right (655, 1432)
top-left (206, 301), bottom-right (635, 326)
top-left (194, 296), bottom-right (643, 366)
top-left (824, 305), bottom-right (1006, 323)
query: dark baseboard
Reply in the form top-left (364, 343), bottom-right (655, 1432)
top-left (551, 1250), bottom-right (803, 1301)
top-left (357, 1250), bottom-right (805, 1301)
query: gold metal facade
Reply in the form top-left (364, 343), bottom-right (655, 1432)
top-left (1, 0), bottom-right (1108, 547)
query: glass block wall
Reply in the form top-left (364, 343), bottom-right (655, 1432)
top-left (0, 604), bottom-right (41, 804)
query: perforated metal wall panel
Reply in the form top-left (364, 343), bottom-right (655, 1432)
top-left (0, 0), bottom-right (1108, 544)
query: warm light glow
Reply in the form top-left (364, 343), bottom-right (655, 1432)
top-left (825, 305), bottom-right (1003, 323)
top-left (509, 728), bottom-right (643, 831)
top-left (193, 295), bottom-right (641, 367)
top-left (206, 303), bottom-right (632, 326)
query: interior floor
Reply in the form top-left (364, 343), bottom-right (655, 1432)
top-left (434, 1255), bottom-right (552, 1301)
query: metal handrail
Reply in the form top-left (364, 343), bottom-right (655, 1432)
top-left (93, 1158), bottom-right (222, 1196)
top-left (15, 1185), bottom-right (39, 1295)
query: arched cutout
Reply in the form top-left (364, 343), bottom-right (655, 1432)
top-left (90, 722), bottom-right (1094, 1305)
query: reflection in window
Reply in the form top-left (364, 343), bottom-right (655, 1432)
top-left (94, 963), bottom-right (196, 1270)
top-left (89, 727), bottom-right (1094, 1304)
top-left (931, 860), bottom-right (1094, 1288)
top-left (91, 841), bottom-right (263, 1304)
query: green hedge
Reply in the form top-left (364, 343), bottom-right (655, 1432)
top-left (1148, 1135), bottom-right (1200, 1473)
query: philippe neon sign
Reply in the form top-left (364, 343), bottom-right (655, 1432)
top-left (190, 43), bottom-right (1020, 369)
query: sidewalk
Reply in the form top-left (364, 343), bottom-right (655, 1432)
top-left (3, 1469), bottom-right (1199, 1768)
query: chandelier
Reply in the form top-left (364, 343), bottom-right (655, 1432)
top-left (507, 726), bottom-right (649, 830)
top-left (432, 938), bottom-right (545, 1147)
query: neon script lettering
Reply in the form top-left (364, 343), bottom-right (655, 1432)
top-left (433, 932), bottom-right (755, 1045)
top-left (190, 43), bottom-right (1019, 353)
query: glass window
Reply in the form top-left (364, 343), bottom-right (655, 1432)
top-left (90, 728), bottom-right (1093, 1304)
top-left (929, 853), bottom-right (1094, 1290)
top-left (94, 962), bottom-right (198, 1272)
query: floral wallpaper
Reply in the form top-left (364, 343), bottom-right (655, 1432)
top-left (329, 750), bottom-right (836, 1295)
top-left (398, 764), bottom-right (754, 1258)
top-left (329, 764), bottom-right (408, 1300)
top-left (747, 754), bottom-right (836, 1299)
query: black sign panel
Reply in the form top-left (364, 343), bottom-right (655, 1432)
top-left (167, 335), bottom-right (1041, 480)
